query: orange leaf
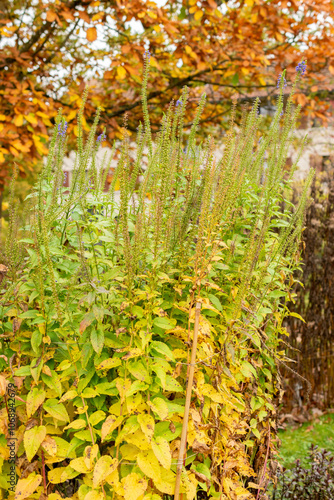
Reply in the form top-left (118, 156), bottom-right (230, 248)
top-left (46, 11), bottom-right (57, 23)
top-left (61, 10), bottom-right (75, 21)
top-left (329, 65), bottom-right (334, 75)
top-left (79, 11), bottom-right (91, 24)
top-left (104, 70), bottom-right (114, 80)
top-left (86, 27), bottom-right (97, 42)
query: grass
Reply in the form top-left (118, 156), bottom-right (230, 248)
top-left (277, 412), bottom-right (334, 468)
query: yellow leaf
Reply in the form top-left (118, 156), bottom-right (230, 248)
top-left (101, 415), bottom-right (123, 442)
top-left (194, 10), bottom-right (203, 20)
top-left (70, 457), bottom-right (91, 473)
top-left (13, 114), bottom-right (24, 126)
top-left (153, 468), bottom-right (176, 495)
top-left (143, 495), bottom-right (163, 500)
top-left (189, 0), bottom-right (197, 5)
top-left (15, 472), bottom-right (42, 500)
top-left (105, 467), bottom-right (120, 488)
top-left (24, 425), bottom-right (46, 462)
top-left (0, 114), bottom-right (7, 121)
top-left (96, 357), bottom-right (121, 371)
top-left (137, 450), bottom-right (161, 482)
top-left (65, 110), bottom-right (77, 122)
top-left (189, 6), bottom-right (198, 14)
top-left (86, 27), bottom-right (97, 42)
top-left (117, 66), bottom-right (127, 80)
top-left (93, 456), bottom-right (118, 487)
top-left (41, 436), bottom-right (57, 457)
top-left (48, 466), bottom-right (80, 484)
top-left (92, 12), bottom-right (104, 21)
top-left (26, 388), bottom-right (46, 418)
top-left (147, 11), bottom-right (157, 19)
top-left (153, 25), bottom-right (161, 32)
top-left (151, 436), bottom-right (171, 470)
top-left (64, 419), bottom-right (86, 431)
top-left (85, 492), bottom-right (105, 500)
top-left (245, 0), bottom-right (254, 5)
top-left (124, 429), bottom-right (151, 450)
top-left (122, 472), bottom-right (148, 500)
top-left (84, 444), bottom-right (99, 470)
top-left (120, 443), bottom-right (141, 460)
top-left (223, 477), bottom-right (234, 495)
top-left (201, 384), bottom-right (224, 403)
top-left (147, 397), bottom-right (168, 420)
top-left (59, 389), bottom-right (77, 403)
top-left (26, 113), bottom-right (38, 126)
top-left (137, 413), bottom-right (155, 442)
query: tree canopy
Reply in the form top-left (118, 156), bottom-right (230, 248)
top-left (1, 0), bottom-right (334, 189)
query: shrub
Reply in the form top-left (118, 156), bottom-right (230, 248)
top-left (272, 445), bottom-right (334, 500)
top-left (0, 61), bottom-right (312, 500)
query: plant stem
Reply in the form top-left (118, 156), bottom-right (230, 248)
top-left (174, 302), bottom-right (201, 500)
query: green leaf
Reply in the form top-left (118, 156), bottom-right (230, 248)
top-left (150, 341), bottom-right (175, 361)
top-left (232, 73), bottom-right (239, 85)
top-left (18, 310), bottom-right (39, 319)
top-left (14, 366), bottom-right (31, 377)
top-left (240, 361), bottom-right (257, 379)
top-left (41, 370), bottom-right (62, 397)
top-left (165, 375), bottom-right (183, 392)
top-left (153, 317), bottom-right (176, 330)
top-left (194, 463), bottom-right (211, 480)
top-left (155, 421), bottom-right (182, 441)
top-left (208, 294), bottom-right (222, 312)
top-left (126, 380), bottom-right (149, 397)
top-left (43, 399), bottom-right (70, 422)
top-left (91, 326), bottom-right (104, 354)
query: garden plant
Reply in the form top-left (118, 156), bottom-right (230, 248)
top-left (0, 57), bottom-right (313, 500)
top-left (272, 445), bottom-right (334, 500)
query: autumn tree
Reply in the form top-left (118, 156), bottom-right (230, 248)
top-left (1, 0), bottom-right (334, 191)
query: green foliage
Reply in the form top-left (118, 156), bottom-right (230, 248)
top-left (0, 66), bottom-right (313, 499)
top-left (277, 413), bottom-right (334, 469)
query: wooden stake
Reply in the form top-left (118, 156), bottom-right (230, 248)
top-left (174, 301), bottom-right (201, 500)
